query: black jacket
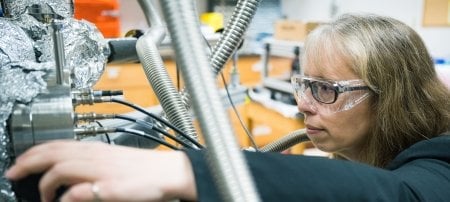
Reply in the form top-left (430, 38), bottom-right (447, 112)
top-left (185, 135), bottom-right (450, 201)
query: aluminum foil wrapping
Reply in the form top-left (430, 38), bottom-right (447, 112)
top-left (15, 15), bottom-right (110, 89)
top-left (0, 3), bottom-right (109, 200)
top-left (2, 0), bottom-right (73, 19)
top-left (61, 19), bottom-right (110, 89)
top-left (0, 18), bottom-right (49, 202)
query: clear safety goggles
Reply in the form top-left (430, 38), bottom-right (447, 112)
top-left (291, 75), bottom-right (371, 114)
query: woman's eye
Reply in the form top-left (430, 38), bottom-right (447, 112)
top-left (318, 83), bottom-right (333, 92)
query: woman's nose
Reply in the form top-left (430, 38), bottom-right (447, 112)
top-left (296, 91), bottom-right (317, 115)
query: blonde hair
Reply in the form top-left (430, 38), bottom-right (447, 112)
top-left (303, 13), bottom-right (450, 167)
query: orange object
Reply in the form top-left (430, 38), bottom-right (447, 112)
top-left (74, 0), bottom-right (121, 38)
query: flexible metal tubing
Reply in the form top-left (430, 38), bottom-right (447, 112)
top-left (210, 0), bottom-right (261, 75)
top-left (164, 0), bottom-right (261, 140)
top-left (160, 0), bottom-right (260, 201)
top-left (260, 129), bottom-right (309, 152)
top-left (172, 0), bottom-right (261, 145)
top-left (179, 0), bottom-right (261, 104)
top-left (137, 0), bottom-right (163, 27)
top-left (136, 0), bottom-right (199, 149)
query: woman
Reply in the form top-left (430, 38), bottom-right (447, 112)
top-left (6, 14), bottom-right (450, 201)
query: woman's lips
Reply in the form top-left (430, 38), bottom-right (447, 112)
top-left (306, 124), bottom-right (323, 135)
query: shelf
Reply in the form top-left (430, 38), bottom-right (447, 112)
top-left (263, 37), bottom-right (304, 58)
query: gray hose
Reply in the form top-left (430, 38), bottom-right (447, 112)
top-left (179, 0), bottom-right (261, 101)
top-left (260, 129), bottom-right (309, 152)
top-left (173, 0), bottom-right (262, 146)
top-left (160, 0), bottom-right (260, 201)
top-left (137, 0), bottom-right (163, 27)
top-left (210, 0), bottom-right (261, 75)
top-left (136, 0), bottom-right (198, 148)
top-left (173, 0), bottom-right (261, 112)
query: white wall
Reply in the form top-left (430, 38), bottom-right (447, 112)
top-left (281, 0), bottom-right (450, 58)
top-left (117, 0), bottom-right (450, 58)
top-left (118, 0), bottom-right (149, 33)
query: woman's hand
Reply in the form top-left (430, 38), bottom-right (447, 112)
top-left (6, 141), bottom-right (197, 202)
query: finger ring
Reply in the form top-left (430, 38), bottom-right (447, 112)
top-left (91, 183), bottom-right (101, 202)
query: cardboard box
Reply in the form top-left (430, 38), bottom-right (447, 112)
top-left (423, 0), bottom-right (450, 26)
top-left (274, 20), bottom-right (321, 42)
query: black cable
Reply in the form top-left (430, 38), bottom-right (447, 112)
top-left (115, 114), bottom-right (196, 149)
top-left (110, 98), bottom-right (204, 149)
top-left (115, 127), bottom-right (179, 150)
top-left (201, 31), bottom-right (259, 150)
top-left (220, 72), bottom-right (259, 151)
top-left (95, 121), bottom-right (111, 144)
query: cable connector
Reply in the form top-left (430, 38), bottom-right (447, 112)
top-left (74, 126), bottom-right (116, 140)
top-left (75, 112), bottom-right (115, 123)
top-left (72, 89), bottom-right (123, 106)
top-left (93, 90), bottom-right (124, 97)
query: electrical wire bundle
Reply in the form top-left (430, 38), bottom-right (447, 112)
top-left (74, 83), bottom-right (309, 152)
top-left (74, 93), bottom-right (204, 150)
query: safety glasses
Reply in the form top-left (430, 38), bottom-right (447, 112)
top-left (291, 75), bottom-right (371, 114)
